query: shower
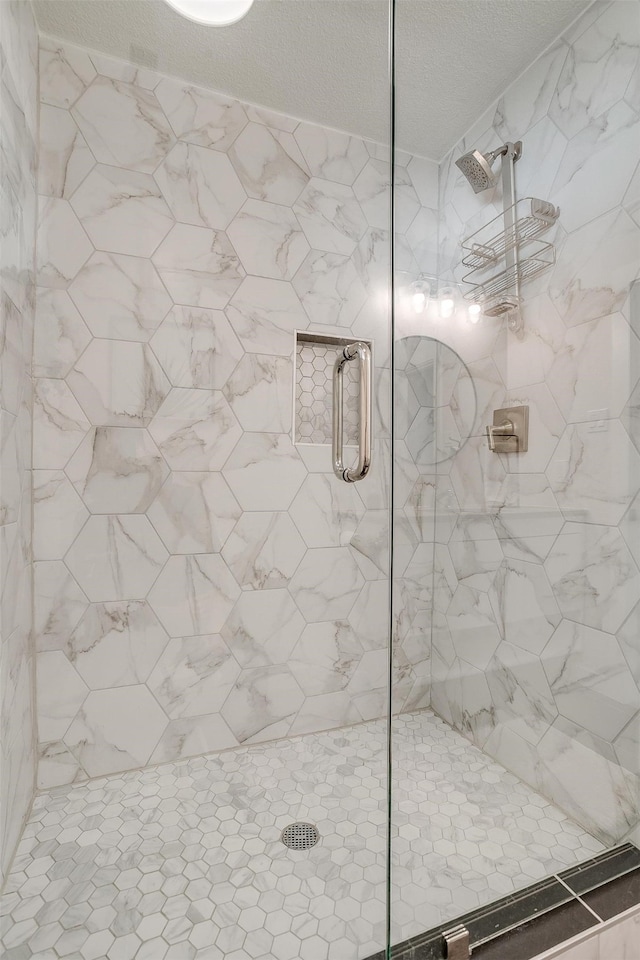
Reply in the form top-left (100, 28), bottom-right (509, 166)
top-left (455, 141), bottom-right (521, 193)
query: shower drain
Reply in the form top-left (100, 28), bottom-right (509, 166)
top-left (280, 822), bottom-right (320, 850)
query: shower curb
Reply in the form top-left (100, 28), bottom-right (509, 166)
top-left (367, 842), bottom-right (640, 960)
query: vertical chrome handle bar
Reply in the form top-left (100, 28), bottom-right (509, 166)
top-left (332, 341), bottom-right (372, 483)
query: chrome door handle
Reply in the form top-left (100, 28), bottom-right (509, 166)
top-left (332, 341), bottom-right (372, 483)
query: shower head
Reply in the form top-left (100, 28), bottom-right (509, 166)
top-left (455, 145), bottom-right (507, 194)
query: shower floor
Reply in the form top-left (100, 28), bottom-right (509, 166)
top-left (1, 710), bottom-right (604, 960)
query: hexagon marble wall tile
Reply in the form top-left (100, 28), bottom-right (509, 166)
top-left (30, 3), bottom-right (640, 857)
top-left (0, 0), bottom-right (38, 887)
top-left (33, 32), bottom-right (437, 792)
top-left (417, 0), bottom-right (640, 844)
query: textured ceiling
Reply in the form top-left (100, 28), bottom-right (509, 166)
top-left (33, 0), bottom-right (590, 160)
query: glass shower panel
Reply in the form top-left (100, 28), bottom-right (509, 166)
top-left (0, 3), bottom-right (395, 959)
top-left (390, 0), bottom-right (640, 953)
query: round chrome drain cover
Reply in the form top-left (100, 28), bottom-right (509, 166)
top-left (280, 822), bottom-right (319, 850)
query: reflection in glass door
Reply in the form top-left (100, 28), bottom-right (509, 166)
top-left (390, 0), bottom-right (640, 954)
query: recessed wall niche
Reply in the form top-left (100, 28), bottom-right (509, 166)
top-left (294, 331), bottom-right (371, 446)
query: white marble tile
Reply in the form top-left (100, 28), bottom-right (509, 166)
top-left (33, 470), bottom-right (89, 560)
top-left (87, 50), bottom-right (160, 90)
top-left (543, 619), bottom-right (640, 741)
top-left (222, 433), bottom-right (306, 510)
top-left (495, 38), bottom-right (569, 140)
top-left (36, 650), bottom-right (88, 742)
top-left (289, 547), bottom-right (364, 621)
top-left (37, 740), bottom-right (81, 789)
top-left (0, 411), bottom-right (20, 527)
top-left (71, 76), bottom-right (174, 173)
top-left (443, 657), bottom-right (495, 749)
top-left (147, 472), bottom-right (240, 554)
top-left (547, 312), bottom-right (637, 424)
top-left (597, 911), bottom-right (640, 960)
top-left (491, 474), bottom-right (564, 544)
top-left (294, 178), bottom-right (367, 255)
top-left (67, 339), bottom-right (170, 426)
top-left (227, 198), bottom-right (309, 280)
top-left (228, 121), bottom-right (308, 204)
top-left (69, 600), bottom-right (168, 689)
top-left (614, 713), bottom-right (640, 777)
top-left (0, 293), bottom-right (25, 416)
top-left (350, 510), bottom-right (391, 580)
top-left (549, 208), bottom-right (640, 328)
top-left (154, 77), bottom-right (248, 150)
top-left (620, 487), bottom-right (640, 573)
top-left (65, 515), bottom-right (168, 602)
top-left (33, 287), bottom-right (91, 378)
top-left (148, 387), bottom-right (241, 470)
top-left (487, 640), bottom-right (558, 745)
top-left (38, 103), bottom-right (94, 199)
top-left (225, 275), bottom-right (307, 356)
top-left (221, 589), bottom-right (305, 667)
top-left (149, 304), bottom-right (243, 389)
top-left (549, 420), bottom-right (640, 525)
top-left (155, 141), bottom-right (245, 229)
top-left (36, 196), bottom-right (93, 289)
top-left (448, 539), bottom-right (503, 592)
top-left (147, 554), bottom-right (240, 637)
top-left (65, 426), bottom-right (169, 513)
top-left (407, 155), bottom-right (439, 209)
top-left (70, 164), bottom-right (173, 258)
top-left (68, 250), bottom-right (172, 341)
top-left (447, 584), bottom-right (501, 670)
top-left (34, 561), bottom-right (89, 652)
top-left (222, 353), bottom-right (292, 432)
top-left (536, 724), bottom-right (639, 844)
top-left (552, 102), bottom-right (640, 233)
top-left (492, 557), bottom-right (561, 656)
top-left (292, 249), bottom-right (367, 328)
top-left (290, 690), bottom-right (362, 736)
top-left (39, 37), bottom-right (96, 109)
top-left (148, 634), bottom-right (240, 719)
top-left (152, 222), bottom-right (244, 308)
top-left (294, 123), bottom-right (368, 186)
top-left (545, 522), bottom-right (640, 634)
top-left (33, 378), bottom-right (90, 469)
top-left (344, 585), bottom-right (388, 659)
top-left (289, 474), bottom-right (365, 548)
top-left (549, 1), bottom-right (639, 139)
top-left (220, 511), bottom-right (305, 590)
top-left (220, 665), bottom-right (305, 743)
top-left (405, 206), bottom-right (439, 275)
top-left (449, 435), bottom-right (506, 514)
top-left (511, 115), bottom-right (568, 202)
top-left (149, 713), bottom-right (238, 764)
top-left (64, 685), bottom-right (169, 777)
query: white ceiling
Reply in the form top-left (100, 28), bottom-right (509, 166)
top-left (33, 0), bottom-right (590, 160)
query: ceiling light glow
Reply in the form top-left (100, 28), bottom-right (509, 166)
top-left (163, 0), bottom-right (254, 26)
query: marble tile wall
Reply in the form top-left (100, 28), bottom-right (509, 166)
top-left (399, 0), bottom-right (640, 845)
top-left (33, 34), bottom-right (439, 786)
top-left (0, 1), bottom-right (38, 888)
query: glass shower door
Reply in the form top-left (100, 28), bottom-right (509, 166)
top-left (389, 0), bottom-right (640, 954)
